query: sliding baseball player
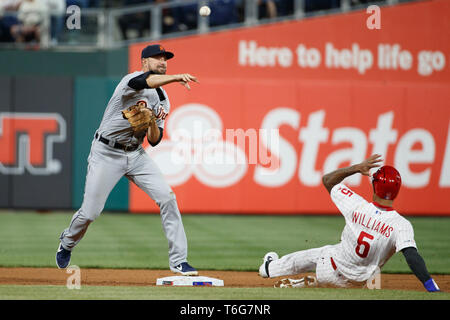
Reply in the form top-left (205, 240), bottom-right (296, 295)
top-left (259, 154), bottom-right (440, 292)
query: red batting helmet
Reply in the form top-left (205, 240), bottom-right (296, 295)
top-left (372, 166), bottom-right (402, 200)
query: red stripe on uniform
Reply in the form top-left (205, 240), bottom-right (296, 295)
top-left (330, 257), bottom-right (337, 270)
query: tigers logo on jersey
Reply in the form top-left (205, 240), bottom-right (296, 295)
top-left (136, 100), bottom-right (147, 108)
top-left (0, 112), bottom-right (66, 175)
top-left (155, 104), bottom-right (168, 120)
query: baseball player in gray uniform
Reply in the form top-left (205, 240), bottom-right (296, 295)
top-left (56, 44), bottom-right (199, 276)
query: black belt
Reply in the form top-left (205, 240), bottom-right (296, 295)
top-left (95, 133), bottom-right (139, 152)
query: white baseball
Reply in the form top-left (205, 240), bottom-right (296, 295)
top-left (199, 6), bottom-right (211, 17)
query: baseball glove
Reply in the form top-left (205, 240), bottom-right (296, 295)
top-left (122, 102), bottom-right (156, 135)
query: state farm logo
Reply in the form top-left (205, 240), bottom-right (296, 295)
top-left (147, 105), bottom-right (450, 190)
top-left (146, 103), bottom-right (279, 188)
top-left (0, 113), bottom-right (66, 175)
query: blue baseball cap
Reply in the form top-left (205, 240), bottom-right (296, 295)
top-left (141, 44), bottom-right (174, 60)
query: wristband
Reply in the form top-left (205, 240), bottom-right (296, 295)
top-left (424, 278), bottom-right (440, 292)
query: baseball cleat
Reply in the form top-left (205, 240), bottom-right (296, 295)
top-left (274, 276), bottom-right (317, 288)
top-left (56, 243), bottom-right (72, 269)
top-left (258, 252), bottom-right (279, 278)
top-left (170, 262), bottom-right (198, 276)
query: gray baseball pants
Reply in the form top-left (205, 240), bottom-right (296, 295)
top-left (59, 138), bottom-right (188, 267)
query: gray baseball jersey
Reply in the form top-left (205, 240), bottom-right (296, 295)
top-left (98, 71), bottom-right (169, 145)
top-left (59, 71), bottom-right (189, 269)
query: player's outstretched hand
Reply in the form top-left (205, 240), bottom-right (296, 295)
top-left (358, 154), bottom-right (383, 176)
top-left (176, 73), bottom-right (199, 90)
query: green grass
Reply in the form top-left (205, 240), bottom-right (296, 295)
top-left (0, 211), bottom-right (449, 301)
top-left (0, 211), bottom-right (448, 273)
top-left (1, 285), bottom-right (449, 300)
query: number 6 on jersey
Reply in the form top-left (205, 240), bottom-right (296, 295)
top-left (355, 231), bottom-right (374, 258)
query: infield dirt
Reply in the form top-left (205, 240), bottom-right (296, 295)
top-left (0, 268), bottom-right (448, 292)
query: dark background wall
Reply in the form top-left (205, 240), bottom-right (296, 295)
top-left (0, 48), bottom-right (130, 211)
top-left (0, 77), bottom-right (13, 207)
top-left (0, 48), bottom-right (128, 77)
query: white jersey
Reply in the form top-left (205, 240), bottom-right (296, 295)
top-left (97, 71), bottom-right (170, 145)
top-left (330, 183), bottom-right (417, 282)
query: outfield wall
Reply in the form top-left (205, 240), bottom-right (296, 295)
top-left (0, 77), bottom-right (73, 209)
top-left (129, 0), bottom-right (450, 215)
